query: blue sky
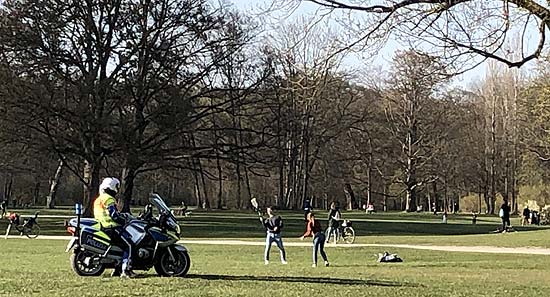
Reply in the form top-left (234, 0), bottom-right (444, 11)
top-left (228, 0), bottom-right (540, 87)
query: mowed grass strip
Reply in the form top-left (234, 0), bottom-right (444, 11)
top-left (2, 210), bottom-right (549, 248)
top-left (182, 211), bottom-right (550, 249)
top-left (0, 239), bottom-right (549, 297)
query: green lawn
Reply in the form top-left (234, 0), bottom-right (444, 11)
top-left (0, 239), bottom-right (549, 297)
top-left (2, 209), bottom-right (550, 247)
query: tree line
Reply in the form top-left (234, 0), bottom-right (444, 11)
top-left (1, 0), bottom-right (550, 216)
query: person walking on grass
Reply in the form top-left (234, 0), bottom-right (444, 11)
top-left (261, 206), bottom-right (287, 265)
top-left (499, 200), bottom-right (511, 232)
top-left (300, 212), bottom-right (329, 267)
top-left (522, 205), bottom-right (530, 226)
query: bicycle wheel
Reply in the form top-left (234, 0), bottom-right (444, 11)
top-left (342, 227), bottom-right (355, 244)
top-left (24, 224), bottom-right (40, 239)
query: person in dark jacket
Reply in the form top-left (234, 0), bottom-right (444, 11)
top-left (522, 206), bottom-right (530, 226)
top-left (300, 212), bottom-right (329, 267)
top-left (499, 201), bottom-right (511, 232)
top-left (303, 199), bottom-right (313, 221)
top-left (261, 206), bottom-right (287, 265)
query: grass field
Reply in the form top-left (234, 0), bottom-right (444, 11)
top-left (0, 239), bottom-right (549, 297)
top-left (1, 209), bottom-right (550, 296)
top-left (2, 209), bottom-right (549, 247)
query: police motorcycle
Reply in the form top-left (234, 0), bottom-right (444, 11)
top-left (65, 193), bottom-right (190, 277)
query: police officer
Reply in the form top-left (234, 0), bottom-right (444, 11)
top-left (93, 177), bottom-right (135, 278)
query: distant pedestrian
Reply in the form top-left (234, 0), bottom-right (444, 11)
top-left (499, 201), bottom-right (511, 232)
top-left (303, 199), bottom-right (312, 221)
top-left (4, 212), bottom-right (20, 239)
top-left (178, 201), bottom-right (188, 216)
top-left (261, 206), bottom-right (287, 265)
top-left (522, 206), bottom-right (530, 226)
top-left (472, 212), bottom-right (477, 225)
top-left (300, 212), bottom-right (329, 267)
top-left (325, 202), bottom-right (341, 243)
top-left (0, 200), bottom-right (6, 217)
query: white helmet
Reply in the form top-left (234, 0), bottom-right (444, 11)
top-left (99, 177), bottom-right (120, 195)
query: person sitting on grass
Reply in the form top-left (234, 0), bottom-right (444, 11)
top-left (300, 212), bottom-right (329, 267)
top-left (261, 206), bottom-right (287, 265)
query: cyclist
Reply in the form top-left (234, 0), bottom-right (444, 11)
top-left (325, 202), bottom-right (341, 243)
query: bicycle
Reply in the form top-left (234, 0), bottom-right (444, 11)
top-left (5, 212), bottom-right (40, 239)
top-left (326, 219), bottom-right (355, 244)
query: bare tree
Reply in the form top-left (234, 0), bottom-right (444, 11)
top-left (279, 0), bottom-right (548, 70)
top-left (384, 50), bottom-right (449, 211)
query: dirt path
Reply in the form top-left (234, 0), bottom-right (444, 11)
top-left (4, 236), bottom-right (550, 255)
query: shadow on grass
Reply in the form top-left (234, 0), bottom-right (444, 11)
top-left (186, 273), bottom-right (415, 287)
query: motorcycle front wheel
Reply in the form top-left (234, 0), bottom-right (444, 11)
top-left (70, 250), bottom-right (105, 276)
top-left (154, 248), bottom-right (190, 277)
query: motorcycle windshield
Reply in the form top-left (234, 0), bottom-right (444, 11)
top-left (149, 193), bottom-right (176, 220)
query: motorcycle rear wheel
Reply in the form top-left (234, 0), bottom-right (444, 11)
top-left (70, 250), bottom-right (105, 276)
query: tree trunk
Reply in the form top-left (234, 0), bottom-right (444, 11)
top-left (366, 138), bottom-right (373, 207)
top-left (3, 173), bottom-right (13, 207)
top-left (405, 185), bottom-right (416, 212)
top-left (83, 159), bottom-right (100, 217)
top-left (199, 161), bottom-right (209, 209)
top-left (244, 166), bottom-right (252, 202)
top-left (278, 153), bottom-right (284, 209)
top-left (484, 183), bottom-right (490, 214)
top-left (236, 162), bottom-right (242, 209)
top-left (192, 165), bottom-right (202, 208)
top-left (216, 156), bottom-right (223, 209)
top-left (478, 184), bottom-right (483, 213)
top-left (46, 159), bottom-right (64, 209)
top-left (383, 182), bottom-right (388, 212)
top-left (119, 166), bottom-right (137, 213)
top-left (511, 74), bottom-right (519, 213)
top-left (427, 188), bottom-right (431, 214)
top-left (276, 92), bottom-right (284, 209)
top-left (302, 134), bottom-right (310, 210)
top-left (489, 90), bottom-right (497, 215)
top-left (285, 137), bottom-right (296, 209)
top-left (432, 181), bottom-right (438, 212)
top-left (405, 121), bottom-right (417, 212)
top-left (443, 179), bottom-right (448, 212)
top-left (344, 183), bottom-right (355, 210)
top-left (33, 182), bottom-right (40, 206)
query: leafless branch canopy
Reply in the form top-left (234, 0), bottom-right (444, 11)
top-left (300, 0), bottom-right (550, 69)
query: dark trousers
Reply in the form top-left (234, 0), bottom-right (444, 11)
top-left (104, 227), bottom-right (132, 270)
top-left (312, 232), bottom-right (328, 264)
top-left (501, 217), bottom-right (510, 231)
